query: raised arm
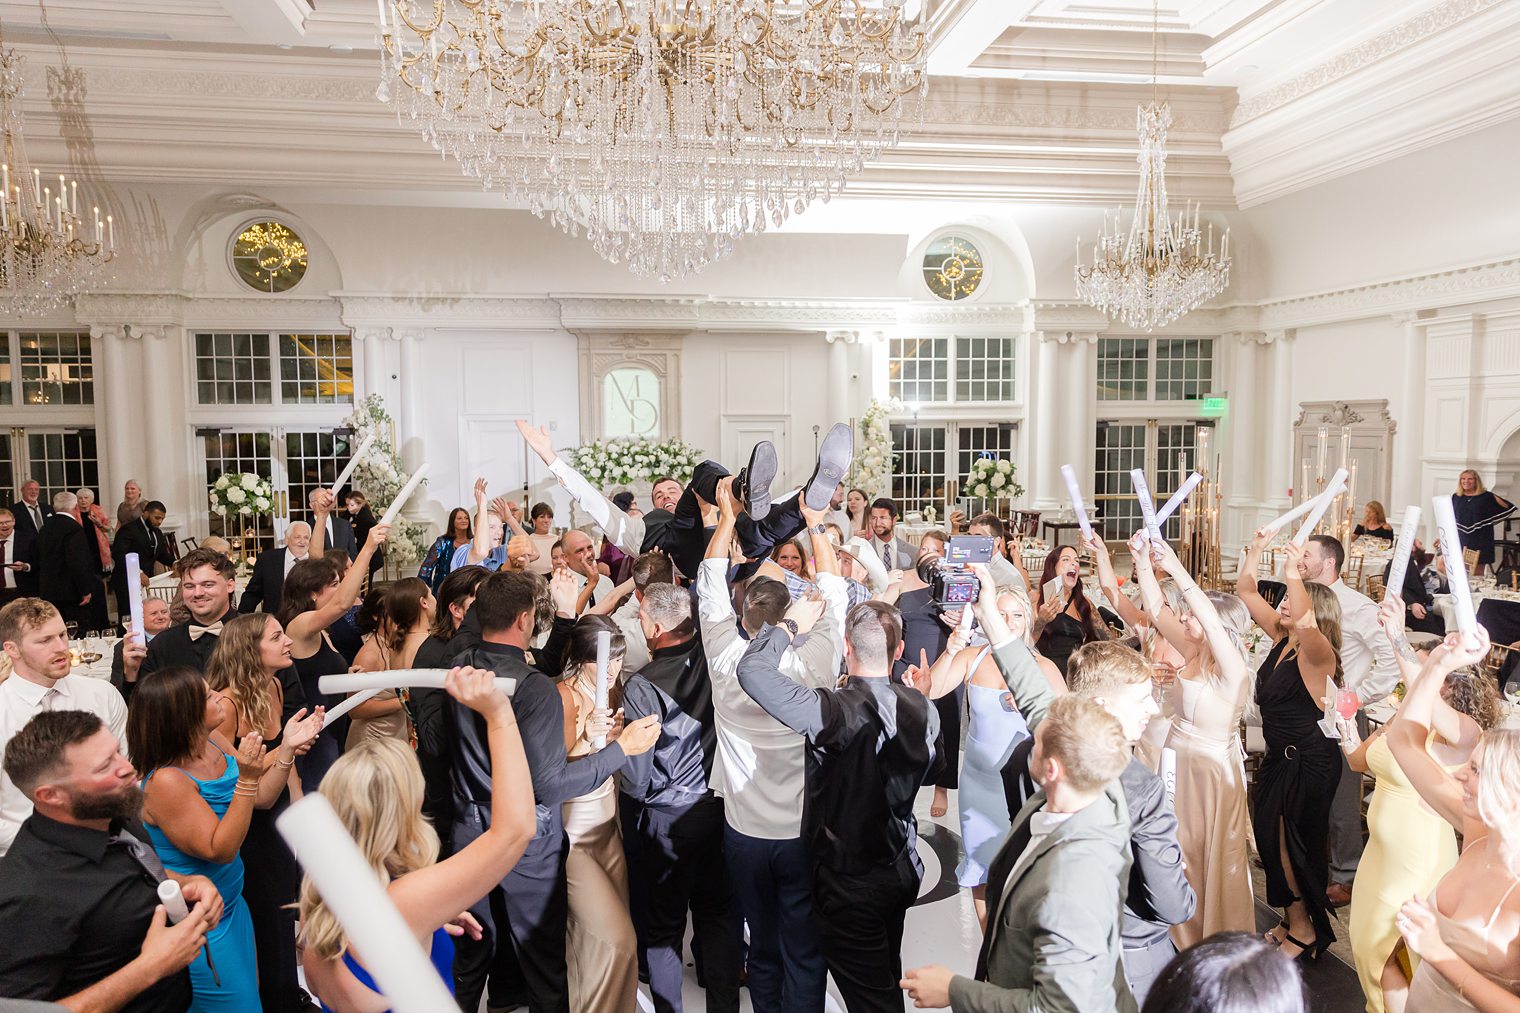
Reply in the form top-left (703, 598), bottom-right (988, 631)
top-left (1154, 540), bottom-right (1249, 689)
top-left (520, 420), bottom-right (646, 556)
top-left (1128, 535), bottom-right (1190, 654)
top-left (468, 478), bottom-right (494, 566)
top-left (1084, 532), bottom-right (1143, 630)
top-left (1236, 528), bottom-right (1285, 640)
top-left (288, 525), bottom-right (387, 640)
top-left (973, 563), bottom-right (1062, 730)
top-left (1387, 631), bottom-right (1490, 833)
top-left (1282, 542), bottom-right (1338, 693)
top-left (1376, 595), bottom-right (1476, 750)
top-left (310, 493), bottom-right (330, 557)
top-left (736, 621), bottom-right (832, 739)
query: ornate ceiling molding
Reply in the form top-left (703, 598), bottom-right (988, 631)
top-left (1230, 0), bottom-right (1507, 129)
top-left (1257, 258), bottom-right (1520, 330)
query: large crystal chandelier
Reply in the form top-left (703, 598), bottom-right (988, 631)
top-left (1074, 3), bottom-right (1228, 331)
top-left (0, 46), bottom-right (114, 313)
top-left (377, 0), bottom-right (926, 282)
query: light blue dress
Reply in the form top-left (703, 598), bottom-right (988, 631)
top-left (956, 657), bottom-right (1031, 888)
top-left (144, 750), bottom-right (261, 1013)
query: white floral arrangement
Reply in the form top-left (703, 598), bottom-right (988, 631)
top-left (847, 397), bottom-right (896, 499)
top-left (565, 437), bottom-right (704, 488)
top-left (964, 456), bottom-right (1025, 500)
top-left (209, 472), bottom-right (273, 518)
top-left (338, 394), bottom-right (428, 567)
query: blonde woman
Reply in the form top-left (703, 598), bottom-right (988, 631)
top-left (300, 666), bottom-right (535, 1012)
top-left (1355, 501), bottom-right (1396, 543)
top-left (915, 586), bottom-right (1065, 928)
top-left (1133, 537), bottom-right (1256, 947)
top-left (1453, 470), bottom-right (1515, 574)
top-left (1237, 533), bottom-right (1345, 962)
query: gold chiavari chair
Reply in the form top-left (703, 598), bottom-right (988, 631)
top-left (1464, 547), bottom-right (1481, 576)
top-left (1344, 554), bottom-right (1365, 593)
top-left (1367, 573), bottom-right (1386, 601)
top-left (1482, 641), bottom-right (1515, 686)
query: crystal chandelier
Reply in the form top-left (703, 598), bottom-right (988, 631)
top-left (0, 46), bottom-right (114, 313)
top-left (1074, 4), bottom-right (1228, 331)
top-left (377, 0), bottom-right (926, 282)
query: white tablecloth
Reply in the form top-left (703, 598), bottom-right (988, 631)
top-left (69, 637), bottom-right (121, 681)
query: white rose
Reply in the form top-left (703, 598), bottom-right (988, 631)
top-left (240, 474), bottom-right (258, 490)
top-left (255, 497), bottom-right (271, 511)
top-left (991, 473), bottom-right (1005, 489)
top-left (215, 476), bottom-right (229, 490)
top-left (237, 505), bottom-right (252, 516)
top-left (227, 487), bottom-right (246, 504)
top-left (997, 460), bottom-right (1012, 473)
top-left (213, 504), bottom-right (226, 517)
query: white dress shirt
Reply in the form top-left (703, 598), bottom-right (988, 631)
top-left (697, 556), bottom-right (845, 840)
top-left (283, 548), bottom-right (306, 576)
top-left (1328, 578), bottom-right (1399, 703)
top-left (1011, 809), bottom-right (1075, 878)
top-left (548, 458), bottom-right (647, 558)
top-left (610, 594), bottom-right (650, 675)
top-left (21, 502), bottom-right (41, 532)
top-left (0, 534), bottom-right (16, 589)
top-left (0, 673), bottom-right (128, 856)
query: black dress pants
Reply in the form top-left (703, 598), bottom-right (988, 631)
top-left (654, 460), bottom-right (807, 579)
top-left (622, 795), bottom-right (742, 1013)
top-left (452, 813), bottom-right (571, 1013)
top-left (813, 858), bottom-right (921, 1013)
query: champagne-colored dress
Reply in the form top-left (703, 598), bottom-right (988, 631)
top-left (1349, 734), bottom-right (1460, 1013)
top-left (1166, 673), bottom-right (1255, 948)
top-left (1407, 870), bottom-right (1520, 1010)
top-left (561, 677), bottom-right (639, 1013)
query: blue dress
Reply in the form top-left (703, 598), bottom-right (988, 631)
top-left (143, 751), bottom-right (261, 1013)
top-left (321, 927), bottom-right (455, 1012)
top-left (956, 658), bottom-right (1032, 888)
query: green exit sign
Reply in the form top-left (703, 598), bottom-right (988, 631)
top-left (1200, 395), bottom-right (1228, 418)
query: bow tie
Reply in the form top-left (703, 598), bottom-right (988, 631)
top-left (188, 621), bottom-right (224, 641)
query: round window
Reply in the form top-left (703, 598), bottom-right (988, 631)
top-left (922, 234), bottom-right (984, 301)
top-left (231, 220), bottom-right (309, 293)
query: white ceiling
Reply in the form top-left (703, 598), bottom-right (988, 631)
top-left (0, 0), bottom-right (1514, 209)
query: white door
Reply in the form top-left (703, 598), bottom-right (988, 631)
top-left (458, 417), bottom-right (527, 508)
top-left (723, 418), bottom-right (790, 486)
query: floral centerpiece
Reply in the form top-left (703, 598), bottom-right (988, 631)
top-left (847, 398), bottom-right (896, 500)
top-left (964, 456), bottom-right (1024, 501)
top-left (209, 472), bottom-right (273, 518)
top-left (565, 437), bottom-right (704, 488)
top-left (338, 394), bottom-right (428, 567)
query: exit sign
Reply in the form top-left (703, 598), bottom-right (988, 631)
top-left (1200, 395), bottom-right (1228, 418)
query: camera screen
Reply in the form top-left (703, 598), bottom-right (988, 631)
top-left (944, 535), bottom-right (995, 565)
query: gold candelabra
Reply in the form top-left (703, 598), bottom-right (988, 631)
top-left (1178, 426), bottom-right (1226, 588)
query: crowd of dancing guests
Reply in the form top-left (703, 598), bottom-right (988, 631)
top-left (0, 434), bottom-right (1517, 1013)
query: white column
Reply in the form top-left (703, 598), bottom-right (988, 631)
top-left (397, 329), bottom-right (422, 471)
top-left (1265, 330), bottom-right (1294, 510)
top-left (362, 328), bottom-right (389, 404)
top-left (141, 326), bottom-right (190, 531)
top-left (1225, 334), bottom-right (1260, 540)
top-left (1395, 313), bottom-right (1426, 510)
top-left (89, 325), bottom-right (139, 507)
top-left (1064, 335), bottom-right (1097, 489)
top-left (825, 330), bottom-right (854, 426)
top-left (1032, 332), bottom-right (1062, 510)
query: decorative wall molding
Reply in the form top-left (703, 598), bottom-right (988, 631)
top-left (1257, 258), bottom-right (1520, 330)
top-left (1231, 0), bottom-right (1507, 128)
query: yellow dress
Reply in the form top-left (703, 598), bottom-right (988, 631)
top-left (1349, 734), bottom-right (1461, 1013)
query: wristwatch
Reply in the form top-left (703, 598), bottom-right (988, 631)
top-left (811, 523), bottom-right (827, 534)
top-left (780, 619), bottom-right (800, 636)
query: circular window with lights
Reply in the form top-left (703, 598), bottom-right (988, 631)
top-left (922, 234), bottom-right (985, 301)
top-left (230, 220), bottom-right (309, 293)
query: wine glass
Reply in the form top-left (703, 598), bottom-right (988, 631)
top-left (65, 621), bottom-right (78, 639)
top-left (1336, 687), bottom-right (1361, 721)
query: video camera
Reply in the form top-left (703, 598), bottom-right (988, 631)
top-left (923, 535), bottom-right (996, 607)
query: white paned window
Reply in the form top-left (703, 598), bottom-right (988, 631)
top-left (889, 335), bottom-right (1018, 405)
top-left (1093, 420), bottom-right (1200, 541)
top-left (18, 332), bottom-right (92, 406)
top-left (195, 331), bottom-right (353, 407)
top-left (1097, 336), bottom-right (1214, 402)
top-left (889, 421), bottom-right (1020, 517)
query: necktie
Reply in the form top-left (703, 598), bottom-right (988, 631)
top-left (188, 621), bottom-right (224, 641)
top-left (40, 687), bottom-right (61, 711)
top-left (29, 506), bottom-right (39, 531)
top-left (1, 537), bottom-right (9, 590)
top-left (881, 541), bottom-right (892, 570)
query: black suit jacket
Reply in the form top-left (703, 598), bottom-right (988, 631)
top-left (0, 530), bottom-right (37, 594)
top-left (36, 514), bottom-right (98, 607)
top-left (109, 519), bottom-right (174, 610)
top-left (9, 500), bottom-right (52, 542)
top-left (239, 547), bottom-right (292, 615)
top-left (307, 514), bottom-right (358, 560)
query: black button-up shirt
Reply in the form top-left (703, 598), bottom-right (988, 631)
top-left (0, 813), bottom-right (192, 1011)
top-left (141, 606), bottom-right (238, 676)
top-left (620, 637), bottom-right (715, 809)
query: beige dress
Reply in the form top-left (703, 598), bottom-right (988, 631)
top-left (1167, 673), bottom-right (1256, 948)
top-left (1407, 869), bottom-right (1520, 1010)
top-left (561, 676), bottom-right (639, 1013)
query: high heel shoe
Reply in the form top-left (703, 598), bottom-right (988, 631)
top-left (1280, 933), bottom-right (1329, 964)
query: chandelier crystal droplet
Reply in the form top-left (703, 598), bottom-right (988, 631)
top-left (377, 0), bottom-right (927, 282)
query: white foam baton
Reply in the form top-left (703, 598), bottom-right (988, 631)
top-left (1432, 495), bottom-right (1481, 649)
top-left (1260, 498), bottom-right (1318, 537)
top-left (318, 669), bottom-right (516, 698)
top-left (319, 688), bottom-right (384, 726)
top-left (329, 430), bottom-right (378, 498)
top-left (1060, 465), bottom-right (1094, 541)
top-left (593, 630), bottom-right (611, 750)
top-left (1383, 506), bottom-right (1423, 604)
top-left (125, 552), bottom-right (146, 647)
top-left (158, 880), bottom-right (219, 985)
top-left (1154, 472), bottom-right (1204, 527)
top-left (1290, 468), bottom-right (1348, 546)
top-left (1130, 468), bottom-right (1162, 543)
top-left (378, 462), bottom-right (430, 528)
top-left (1159, 747), bottom-right (1177, 809)
top-left (276, 795), bottom-right (457, 1013)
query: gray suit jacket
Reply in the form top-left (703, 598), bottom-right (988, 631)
top-left (949, 785), bottom-right (1138, 1013)
top-left (869, 534), bottom-right (919, 572)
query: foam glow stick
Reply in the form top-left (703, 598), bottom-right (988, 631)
top-left (378, 462), bottom-right (430, 528)
top-left (1159, 747), bottom-right (1177, 809)
top-left (125, 552), bottom-right (146, 646)
top-left (593, 630), bottom-right (611, 750)
top-left (1154, 472), bottom-right (1204, 526)
top-left (1383, 506), bottom-right (1422, 603)
top-left (320, 688), bottom-right (383, 726)
top-left (1261, 497), bottom-right (1318, 536)
top-left (1290, 468), bottom-right (1348, 546)
top-left (158, 880), bottom-right (219, 985)
top-left (276, 796), bottom-right (457, 1013)
top-left (1060, 465), bottom-right (1094, 541)
top-left (1433, 495), bottom-right (1480, 649)
top-left (317, 669), bottom-right (516, 698)
top-left (329, 430), bottom-right (378, 499)
top-left (1130, 468), bottom-right (1162, 542)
